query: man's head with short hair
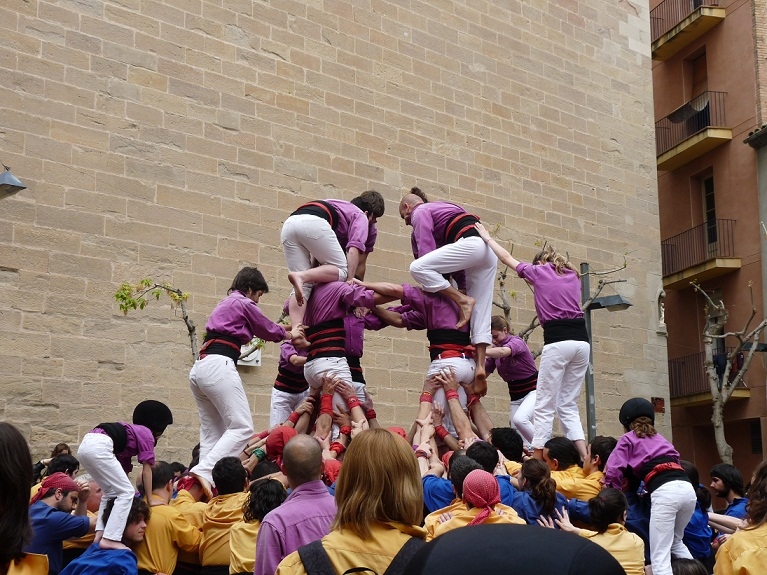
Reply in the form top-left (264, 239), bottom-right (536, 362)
top-left (47, 454), bottom-right (80, 478)
top-left (449, 456), bottom-right (484, 499)
top-left (489, 428), bottom-right (524, 463)
top-left (103, 497), bottom-right (150, 548)
top-left (543, 437), bottom-right (581, 471)
top-left (282, 434), bottom-right (323, 488)
top-left (170, 462), bottom-right (186, 478)
top-left (465, 441), bottom-right (499, 473)
top-left (352, 190), bottom-right (385, 220)
top-left (584, 436), bottom-right (617, 475)
top-left (212, 456), bottom-right (248, 496)
top-left (76, 473), bottom-right (103, 514)
top-left (150, 461), bottom-right (175, 492)
top-left (710, 463), bottom-right (745, 499)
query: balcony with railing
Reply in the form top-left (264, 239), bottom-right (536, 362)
top-left (655, 91), bottom-right (731, 171)
top-left (651, 0), bottom-right (725, 61)
top-left (669, 350), bottom-right (749, 407)
top-left (661, 219), bottom-right (740, 289)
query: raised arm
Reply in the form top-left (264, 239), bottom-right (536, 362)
top-left (475, 223), bottom-right (521, 271)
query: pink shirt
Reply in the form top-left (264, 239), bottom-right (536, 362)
top-left (326, 199), bottom-right (373, 254)
top-left (205, 290), bottom-right (286, 344)
top-left (515, 262), bottom-right (582, 325)
top-left (302, 282), bottom-right (376, 326)
top-left (399, 284), bottom-right (467, 332)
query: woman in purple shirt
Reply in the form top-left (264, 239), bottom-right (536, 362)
top-left (188, 267), bottom-right (303, 497)
top-left (485, 315), bottom-right (538, 445)
top-left (475, 224), bottom-right (589, 462)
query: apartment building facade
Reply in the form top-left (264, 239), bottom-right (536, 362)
top-left (651, 0), bottom-right (767, 473)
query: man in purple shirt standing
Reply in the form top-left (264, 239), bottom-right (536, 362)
top-left (281, 192), bottom-right (385, 330)
top-left (399, 191), bottom-right (497, 396)
top-left (255, 435), bottom-right (336, 575)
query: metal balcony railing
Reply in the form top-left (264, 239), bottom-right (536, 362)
top-left (669, 348), bottom-right (746, 398)
top-left (651, 0), bottom-right (720, 42)
top-left (655, 91), bottom-right (727, 156)
top-left (661, 219), bottom-right (735, 277)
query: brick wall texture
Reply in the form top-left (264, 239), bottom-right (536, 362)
top-left (0, 0), bottom-right (667, 463)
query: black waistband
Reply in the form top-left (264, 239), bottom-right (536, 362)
top-left (507, 373), bottom-right (538, 401)
top-left (201, 332), bottom-right (242, 362)
top-left (291, 200), bottom-right (339, 228)
top-left (445, 213), bottom-right (480, 244)
top-left (95, 422), bottom-right (127, 454)
top-left (427, 329), bottom-right (471, 347)
top-left (543, 318), bottom-right (588, 345)
top-left (347, 356), bottom-right (366, 384)
top-left (306, 319), bottom-right (345, 360)
top-left (274, 366), bottom-right (309, 393)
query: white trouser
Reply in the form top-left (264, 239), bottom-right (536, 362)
top-left (532, 340), bottom-right (590, 448)
top-left (305, 356), bottom-right (366, 438)
top-left (188, 355), bottom-right (254, 485)
top-left (270, 387), bottom-right (310, 427)
top-left (77, 433), bottom-right (135, 542)
top-left (281, 214), bottom-right (348, 303)
top-left (510, 390), bottom-right (536, 445)
top-left (426, 357), bottom-right (474, 437)
top-left (649, 480), bottom-right (696, 575)
top-left (409, 236), bottom-right (497, 345)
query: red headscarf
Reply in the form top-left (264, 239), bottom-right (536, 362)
top-left (463, 469), bottom-right (500, 526)
top-left (387, 426), bottom-right (408, 439)
top-left (265, 426), bottom-right (297, 464)
top-left (30, 472), bottom-right (80, 505)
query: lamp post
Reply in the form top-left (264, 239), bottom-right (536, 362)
top-left (580, 262), bottom-right (633, 441)
top-left (0, 164), bottom-right (26, 198)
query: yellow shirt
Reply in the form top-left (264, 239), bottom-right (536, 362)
top-left (423, 499), bottom-right (464, 541)
top-left (29, 483), bottom-right (42, 502)
top-left (6, 554), bottom-right (48, 575)
top-left (170, 489), bottom-right (207, 528)
top-left (229, 520), bottom-right (260, 575)
top-left (135, 495), bottom-right (202, 575)
top-left (552, 465), bottom-right (603, 501)
top-left (63, 511), bottom-right (97, 549)
top-left (275, 522), bottom-right (426, 575)
top-left (505, 460), bottom-right (522, 476)
top-left (429, 503), bottom-right (526, 541)
top-left (199, 491), bottom-right (248, 566)
top-left (714, 523), bottom-right (767, 575)
top-left (578, 524), bottom-right (645, 575)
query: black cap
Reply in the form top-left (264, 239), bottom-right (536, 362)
top-left (403, 524), bottom-right (625, 575)
top-left (619, 398), bottom-right (654, 428)
top-left (133, 400), bottom-right (173, 435)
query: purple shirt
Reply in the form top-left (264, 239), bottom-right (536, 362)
top-left (89, 423), bottom-right (156, 474)
top-left (205, 290), bottom-right (286, 345)
top-left (365, 221), bottom-right (378, 253)
top-left (326, 199), bottom-right (372, 254)
top-left (344, 314), bottom-right (365, 358)
top-left (515, 262), bottom-right (583, 325)
top-left (485, 333), bottom-right (538, 382)
top-left (604, 431), bottom-right (680, 490)
top-left (399, 284), bottom-right (467, 333)
top-left (278, 341), bottom-right (305, 375)
top-left (254, 480), bottom-right (337, 575)
top-left (408, 201), bottom-right (465, 258)
top-left (302, 282), bottom-right (376, 327)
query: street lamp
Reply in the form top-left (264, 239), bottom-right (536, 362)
top-left (580, 262), bottom-right (633, 441)
top-left (0, 164), bottom-right (26, 198)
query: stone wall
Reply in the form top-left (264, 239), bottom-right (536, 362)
top-left (0, 0), bottom-right (665, 463)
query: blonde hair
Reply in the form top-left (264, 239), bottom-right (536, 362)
top-left (629, 416), bottom-right (657, 439)
top-left (333, 428), bottom-right (423, 539)
top-left (532, 245), bottom-right (578, 276)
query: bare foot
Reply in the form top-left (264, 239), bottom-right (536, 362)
top-left (288, 273), bottom-right (305, 306)
top-left (99, 538), bottom-right (129, 551)
top-left (473, 369), bottom-right (487, 396)
top-left (455, 295), bottom-right (475, 329)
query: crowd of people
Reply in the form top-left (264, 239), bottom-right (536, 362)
top-left (3, 189), bottom-right (767, 575)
